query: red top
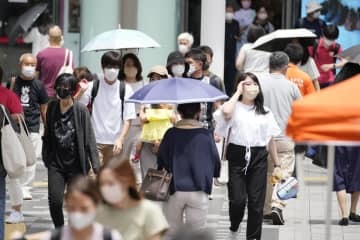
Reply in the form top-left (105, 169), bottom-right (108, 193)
top-left (0, 85), bottom-right (23, 114)
top-left (310, 38), bottom-right (342, 84)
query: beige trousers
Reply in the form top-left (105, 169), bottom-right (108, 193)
top-left (264, 140), bottom-right (295, 214)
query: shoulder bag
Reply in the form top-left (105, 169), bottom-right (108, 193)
top-left (215, 127), bottom-right (231, 185)
top-left (57, 49), bottom-right (73, 77)
top-left (17, 115), bottom-right (36, 166)
top-left (0, 105), bottom-right (26, 178)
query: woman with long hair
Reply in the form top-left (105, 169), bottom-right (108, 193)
top-left (96, 158), bottom-right (168, 240)
top-left (214, 72), bottom-right (281, 239)
top-left (42, 73), bottom-right (99, 227)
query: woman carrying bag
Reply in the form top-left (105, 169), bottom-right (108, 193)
top-left (214, 72), bottom-right (281, 240)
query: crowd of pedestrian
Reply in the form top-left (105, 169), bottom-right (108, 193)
top-left (0, 0), bottom-right (359, 240)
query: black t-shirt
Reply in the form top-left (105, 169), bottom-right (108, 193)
top-left (13, 77), bottom-right (49, 132)
top-left (52, 106), bottom-right (81, 171)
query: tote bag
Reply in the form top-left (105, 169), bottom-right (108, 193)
top-left (215, 127), bottom-right (232, 185)
top-left (57, 49), bottom-right (73, 76)
top-left (141, 168), bottom-right (172, 201)
top-left (17, 115), bottom-right (36, 166)
top-left (0, 105), bottom-right (26, 178)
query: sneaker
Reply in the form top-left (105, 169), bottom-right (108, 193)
top-left (338, 218), bottom-right (349, 226)
top-left (349, 213), bottom-right (360, 222)
top-left (22, 187), bottom-right (32, 200)
top-left (6, 210), bottom-right (25, 223)
top-left (263, 213), bottom-right (272, 221)
top-left (271, 207), bottom-right (285, 225)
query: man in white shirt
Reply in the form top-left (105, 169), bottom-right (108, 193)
top-left (257, 51), bottom-right (302, 225)
top-left (79, 51), bottom-right (136, 165)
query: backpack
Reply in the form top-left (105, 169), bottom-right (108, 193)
top-left (50, 227), bottom-right (113, 240)
top-left (90, 74), bottom-right (126, 120)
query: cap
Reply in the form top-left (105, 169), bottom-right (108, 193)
top-left (306, 1), bottom-right (322, 14)
top-left (147, 65), bottom-right (168, 78)
top-left (166, 51), bottom-right (185, 67)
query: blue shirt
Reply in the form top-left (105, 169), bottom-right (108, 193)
top-left (157, 126), bottom-right (220, 195)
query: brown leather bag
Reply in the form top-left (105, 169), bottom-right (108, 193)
top-left (141, 168), bottom-right (172, 201)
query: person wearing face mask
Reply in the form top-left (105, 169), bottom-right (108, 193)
top-left (21, 177), bottom-right (122, 240)
top-left (6, 54), bottom-right (48, 224)
top-left (166, 51), bottom-right (187, 78)
top-left (177, 32), bottom-right (194, 56)
top-left (213, 72), bottom-right (280, 239)
top-left (253, 6), bottom-right (274, 34)
top-left (97, 158), bottom-right (169, 240)
top-left (256, 52), bottom-right (301, 226)
top-left (78, 51), bottom-right (136, 165)
top-left (42, 73), bottom-right (100, 227)
top-left (234, 0), bottom-right (256, 53)
top-left (295, 0), bottom-right (326, 39)
top-left (310, 24), bottom-right (345, 88)
top-left (185, 48), bottom-right (222, 130)
top-left (225, 4), bottom-right (240, 96)
top-left (36, 25), bottom-right (75, 98)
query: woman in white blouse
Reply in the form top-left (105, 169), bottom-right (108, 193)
top-left (214, 72), bottom-right (281, 240)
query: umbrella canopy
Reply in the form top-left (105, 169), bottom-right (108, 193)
top-left (126, 77), bottom-right (228, 104)
top-left (336, 44), bottom-right (360, 64)
top-left (251, 28), bottom-right (317, 52)
top-left (81, 29), bottom-right (160, 52)
top-left (8, 3), bottom-right (48, 46)
top-left (286, 74), bottom-right (360, 143)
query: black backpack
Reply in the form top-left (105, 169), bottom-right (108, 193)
top-left (50, 227), bottom-right (113, 240)
top-left (90, 74), bottom-right (126, 120)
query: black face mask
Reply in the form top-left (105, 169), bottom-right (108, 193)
top-left (56, 88), bottom-right (72, 99)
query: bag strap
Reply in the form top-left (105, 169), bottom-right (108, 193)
top-left (120, 80), bottom-right (125, 121)
top-left (63, 49), bottom-right (69, 67)
top-left (221, 127), bottom-right (232, 161)
top-left (103, 228), bottom-right (113, 240)
top-left (0, 105), bottom-right (12, 128)
top-left (17, 115), bottom-right (30, 136)
top-left (90, 75), bottom-right (100, 115)
top-left (68, 50), bottom-right (73, 67)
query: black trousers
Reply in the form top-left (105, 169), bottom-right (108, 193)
top-left (227, 144), bottom-right (268, 240)
top-left (48, 167), bottom-right (82, 227)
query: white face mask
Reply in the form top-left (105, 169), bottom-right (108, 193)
top-left (68, 211), bottom-right (96, 230)
top-left (225, 13), bottom-right (234, 21)
top-left (21, 66), bottom-right (36, 78)
top-left (171, 64), bottom-right (185, 77)
top-left (323, 38), bottom-right (335, 47)
top-left (243, 85), bottom-right (259, 100)
top-left (312, 11), bottom-right (321, 19)
top-left (258, 12), bottom-right (268, 21)
top-left (187, 64), bottom-right (196, 77)
top-left (178, 44), bottom-right (189, 55)
top-left (100, 184), bottom-right (126, 205)
top-left (104, 68), bottom-right (119, 82)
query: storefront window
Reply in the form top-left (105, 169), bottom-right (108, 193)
top-left (68, 0), bottom-right (80, 33)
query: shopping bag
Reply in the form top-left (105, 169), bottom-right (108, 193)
top-left (276, 177), bottom-right (298, 200)
top-left (0, 105), bottom-right (26, 178)
top-left (57, 49), bottom-right (73, 76)
top-left (141, 168), bottom-right (172, 201)
top-left (215, 127), bottom-right (232, 185)
top-left (17, 115), bottom-right (36, 166)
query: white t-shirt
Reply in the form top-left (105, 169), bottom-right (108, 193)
top-left (23, 27), bottom-right (49, 57)
top-left (214, 102), bottom-right (280, 147)
top-left (238, 43), bottom-right (271, 73)
top-left (41, 222), bottom-right (122, 240)
top-left (79, 74), bottom-right (136, 144)
top-left (299, 57), bottom-right (320, 81)
top-left (126, 81), bottom-right (145, 126)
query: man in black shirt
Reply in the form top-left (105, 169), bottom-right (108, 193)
top-left (11, 53), bottom-right (49, 201)
top-left (225, 4), bottom-right (240, 96)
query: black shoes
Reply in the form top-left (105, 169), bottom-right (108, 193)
top-left (263, 213), bottom-right (272, 221)
top-left (339, 218), bottom-right (349, 226)
top-left (349, 212), bottom-right (360, 222)
top-left (271, 207), bottom-right (285, 225)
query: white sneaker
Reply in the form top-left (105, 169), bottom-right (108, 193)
top-left (7, 210), bottom-right (25, 223)
top-left (22, 187), bottom-right (32, 200)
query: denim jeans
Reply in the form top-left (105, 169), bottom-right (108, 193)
top-left (0, 175), bottom-right (6, 239)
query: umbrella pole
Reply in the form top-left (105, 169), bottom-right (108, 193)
top-left (325, 145), bottom-right (335, 240)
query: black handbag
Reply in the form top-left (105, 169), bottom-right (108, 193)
top-left (141, 168), bottom-right (172, 201)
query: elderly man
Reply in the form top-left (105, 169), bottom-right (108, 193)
top-left (257, 52), bottom-right (302, 225)
top-left (177, 32), bottom-right (194, 55)
top-left (10, 53), bottom-right (48, 203)
top-left (36, 25), bottom-right (74, 98)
